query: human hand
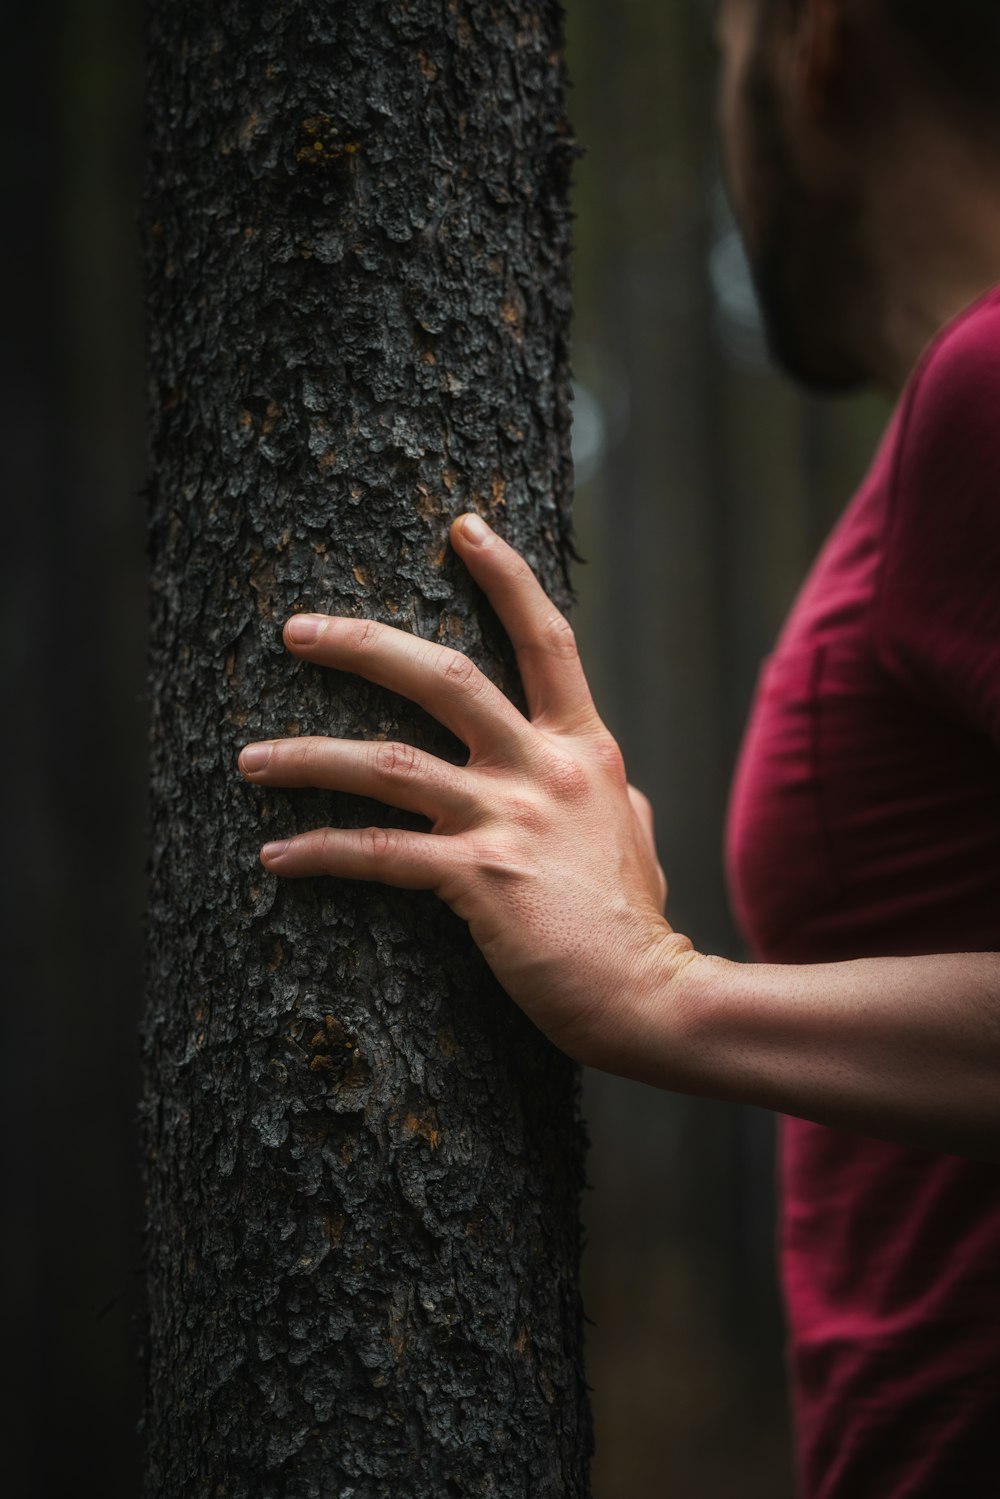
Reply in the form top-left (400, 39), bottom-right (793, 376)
top-left (238, 514), bottom-right (696, 1073)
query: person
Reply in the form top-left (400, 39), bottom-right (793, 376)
top-left (235, 1), bottom-right (1000, 1493)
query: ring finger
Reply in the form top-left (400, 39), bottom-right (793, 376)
top-left (238, 736), bottom-right (482, 827)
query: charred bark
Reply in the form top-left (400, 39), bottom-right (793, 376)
top-left (143, 2), bottom-right (590, 1495)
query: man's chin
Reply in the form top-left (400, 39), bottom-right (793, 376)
top-left (750, 250), bottom-right (872, 393)
top-left (764, 328), bottom-right (871, 394)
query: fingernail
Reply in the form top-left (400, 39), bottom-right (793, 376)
top-left (240, 743), bottom-right (272, 773)
top-left (459, 513), bottom-right (491, 545)
top-left (262, 839), bottom-right (289, 861)
top-left (287, 614), bottom-right (322, 644)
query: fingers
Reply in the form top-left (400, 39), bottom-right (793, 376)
top-left (239, 736), bottom-right (480, 826)
top-left (260, 824), bottom-right (460, 891)
top-left (282, 613), bottom-right (535, 764)
top-left (449, 513), bottom-right (598, 730)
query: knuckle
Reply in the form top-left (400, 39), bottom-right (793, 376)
top-left (440, 647), bottom-right (478, 691)
top-left (374, 739), bottom-right (421, 781)
top-left (364, 825), bottom-right (396, 859)
top-left (538, 610), bottom-right (578, 660)
top-left (540, 753), bottom-right (591, 804)
top-left (353, 617), bottom-right (382, 652)
top-left (589, 732), bottom-right (627, 784)
top-left (292, 737), bottom-right (318, 772)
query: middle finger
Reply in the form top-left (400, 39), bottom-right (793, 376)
top-left (284, 614), bottom-right (536, 764)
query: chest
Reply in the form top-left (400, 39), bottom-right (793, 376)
top-left (725, 477), bottom-right (1000, 963)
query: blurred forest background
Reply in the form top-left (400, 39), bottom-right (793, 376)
top-left (2, 0), bottom-right (887, 1494)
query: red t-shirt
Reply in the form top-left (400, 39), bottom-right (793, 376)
top-left (725, 286), bottom-right (1000, 1498)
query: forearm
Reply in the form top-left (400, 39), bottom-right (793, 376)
top-left (625, 941), bottom-right (1000, 1161)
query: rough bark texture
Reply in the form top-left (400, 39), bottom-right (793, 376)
top-left (142, 2), bottom-right (591, 1496)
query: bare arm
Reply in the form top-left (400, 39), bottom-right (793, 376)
top-left (239, 514), bottom-right (1000, 1163)
top-left (623, 949), bottom-right (1000, 1162)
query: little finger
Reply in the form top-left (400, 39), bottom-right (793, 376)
top-left (260, 824), bottom-right (466, 891)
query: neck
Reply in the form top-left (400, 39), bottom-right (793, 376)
top-left (861, 119), bottom-right (1000, 394)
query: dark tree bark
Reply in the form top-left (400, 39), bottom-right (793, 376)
top-left (143, 2), bottom-right (591, 1495)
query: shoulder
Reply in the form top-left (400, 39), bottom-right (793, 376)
top-left (876, 286), bottom-right (1000, 733)
top-left (899, 288), bottom-right (1000, 478)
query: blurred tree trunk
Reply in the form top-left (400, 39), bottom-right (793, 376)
top-left (142, 2), bottom-right (591, 1496)
top-left (3, 3), bottom-right (146, 1497)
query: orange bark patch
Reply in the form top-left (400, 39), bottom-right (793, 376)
top-left (402, 1110), bottom-right (441, 1150)
top-left (296, 115), bottom-right (361, 164)
top-left (500, 298), bottom-right (523, 339)
top-left (323, 1211), bottom-right (346, 1246)
top-left (415, 484), bottom-right (440, 517)
top-left (312, 1014), bottom-right (354, 1051)
top-left (239, 111), bottom-right (259, 149)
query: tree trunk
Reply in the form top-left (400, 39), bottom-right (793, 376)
top-left (142, 2), bottom-right (591, 1496)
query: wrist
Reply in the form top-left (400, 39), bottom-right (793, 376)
top-left (595, 919), bottom-right (708, 1084)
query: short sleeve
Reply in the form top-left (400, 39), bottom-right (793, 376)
top-left (875, 293), bottom-right (1000, 746)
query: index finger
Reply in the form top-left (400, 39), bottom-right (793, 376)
top-left (449, 513), bottom-right (598, 730)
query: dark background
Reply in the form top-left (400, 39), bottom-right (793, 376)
top-left (1, 1), bottom-right (886, 1493)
